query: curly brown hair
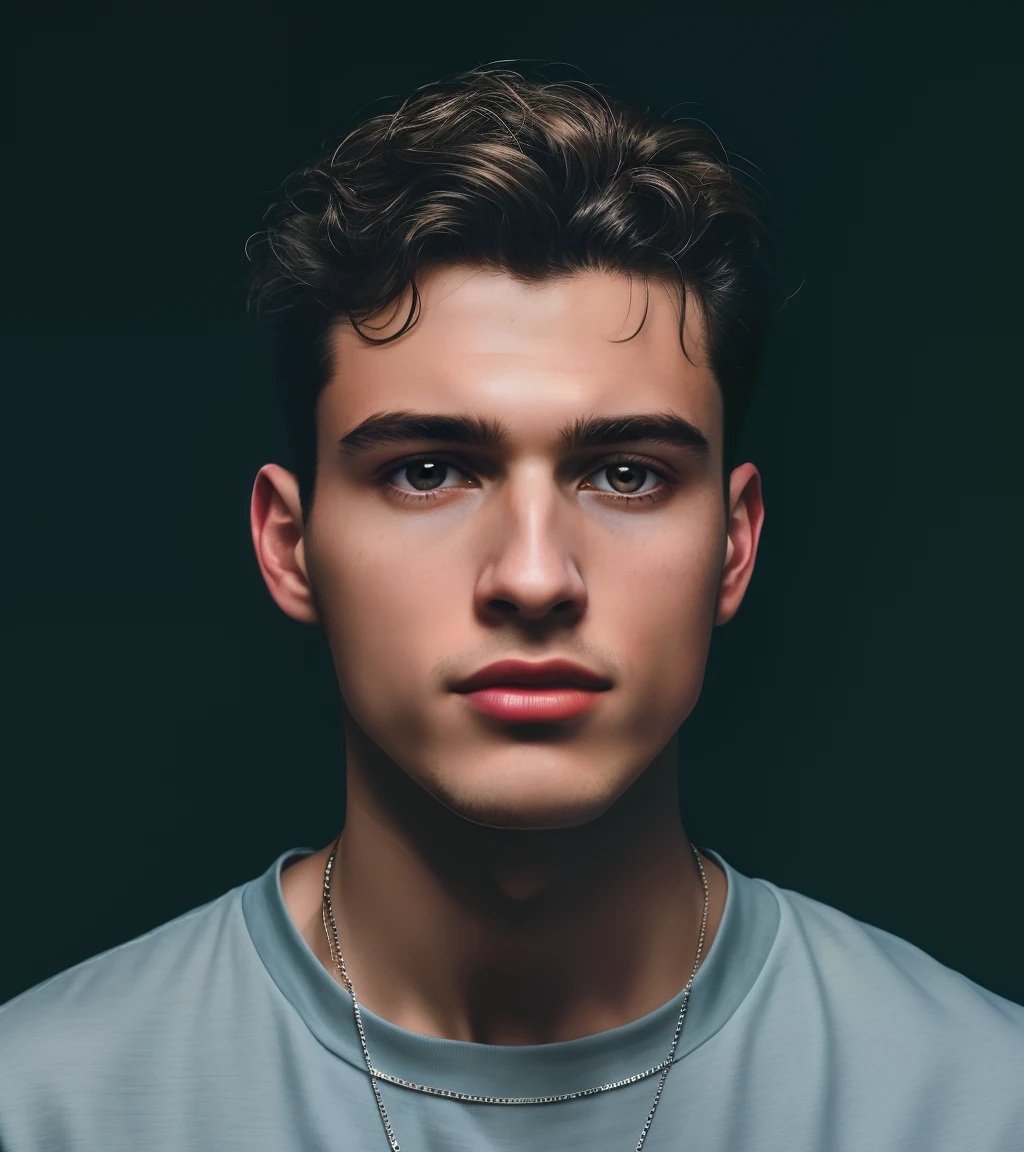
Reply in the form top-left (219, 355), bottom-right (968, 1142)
top-left (246, 66), bottom-right (775, 518)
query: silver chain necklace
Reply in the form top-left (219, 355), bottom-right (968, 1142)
top-left (321, 835), bottom-right (710, 1152)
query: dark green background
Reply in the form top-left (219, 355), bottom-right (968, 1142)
top-left (8, 1), bottom-right (1022, 1007)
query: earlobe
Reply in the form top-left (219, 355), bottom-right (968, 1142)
top-left (250, 464), bottom-right (320, 625)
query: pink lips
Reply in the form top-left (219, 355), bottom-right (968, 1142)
top-left (452, 659), bottom-right (612, 723)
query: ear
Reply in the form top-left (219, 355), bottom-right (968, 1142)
top-left (250, 464), bottom-right (319, 624)
top-left (714, 462), bottom-right (765, 626)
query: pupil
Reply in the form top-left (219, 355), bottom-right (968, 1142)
top-left (608, 464), bottom-right (645, 493)
top-left (408, 460), bottom-right (447, 491)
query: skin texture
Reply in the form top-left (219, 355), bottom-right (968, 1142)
top-left (252, 266), bottom-right (764, 1044)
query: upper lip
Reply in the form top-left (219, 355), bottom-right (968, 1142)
top-left (453, 659), bottom-right (613, 693)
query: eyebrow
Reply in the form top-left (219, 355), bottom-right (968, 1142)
top-left (559, 413), bottom-right (710, 455)
top-left (338, 411), bottom-right (509, 455)
top-left (338, 409), bottom-right (710, 457)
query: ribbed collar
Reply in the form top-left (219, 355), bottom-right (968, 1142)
top-left (241, 845), bottom-right (778, 1098)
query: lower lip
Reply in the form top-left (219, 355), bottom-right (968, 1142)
top-left (461, 686), bottom-right (606, 722)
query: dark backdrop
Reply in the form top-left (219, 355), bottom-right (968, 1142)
top-left (8, 1), bottom-right (1022, 1007)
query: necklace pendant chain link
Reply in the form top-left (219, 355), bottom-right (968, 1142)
top-left (322, 836), bottom-right (709, 1152)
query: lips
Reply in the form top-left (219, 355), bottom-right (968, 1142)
top-left (453, 659), bottom-right (612, 722)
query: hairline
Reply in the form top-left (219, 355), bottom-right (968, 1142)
top-left (300, 263), bottom-right (727, 524)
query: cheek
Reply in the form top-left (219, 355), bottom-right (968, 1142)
top-left (594, 513), bottom-right (723, 718)
top-left (306, 505), bottom-right (466, 713)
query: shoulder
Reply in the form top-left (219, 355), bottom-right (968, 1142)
top-left (765, 878), bottom-right (1024, 1027)
top-left (0, 885), bottom-right (252, 1139)
top-left (754, 876), bottom-right (1024, 1138)
top-left (1, 885), bottom-right (244, 1033)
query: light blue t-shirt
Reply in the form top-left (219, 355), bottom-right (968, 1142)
top-left (1, 847), bottom-right (1021, 1151)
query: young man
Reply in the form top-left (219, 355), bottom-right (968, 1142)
top-left (2, 67), bottom-right (1021, 1152)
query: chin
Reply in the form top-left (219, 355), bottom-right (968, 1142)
top-left (426, 769), bottom-right (625, 831)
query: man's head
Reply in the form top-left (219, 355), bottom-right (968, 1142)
top-left (248, 67), bottom-right (770, 831)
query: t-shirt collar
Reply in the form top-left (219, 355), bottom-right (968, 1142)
top-left (241, 844), bottom-right (779, 1099)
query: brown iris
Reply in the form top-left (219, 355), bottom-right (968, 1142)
top-left (606, 464), bottom-right (647, 493)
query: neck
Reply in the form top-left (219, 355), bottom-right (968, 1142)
top-left (284, 730), bottom-right (725, 1046)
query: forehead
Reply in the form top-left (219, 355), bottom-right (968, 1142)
top-left (321, 265), bottom-right (722, 444)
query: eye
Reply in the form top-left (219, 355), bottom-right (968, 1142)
top-left (387, 458), bottom-right (473, 493)
top-left (585, 461), bottom-right (662, 497)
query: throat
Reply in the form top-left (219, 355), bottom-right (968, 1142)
top-left (295, 738), bottom-right (725, 1047)
top-left (492, 862), bottom-right (557, 905)
top-left (315, 828), bottom-right (719, 1047)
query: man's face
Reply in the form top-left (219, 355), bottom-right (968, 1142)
top-left (302, 266), bottom-right (740, 829)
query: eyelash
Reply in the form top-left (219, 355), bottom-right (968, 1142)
top-left (381, 454), bottom-right (673, 506)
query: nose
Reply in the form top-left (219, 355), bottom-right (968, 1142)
top-left (473, 466), bottom-right (588, 626)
